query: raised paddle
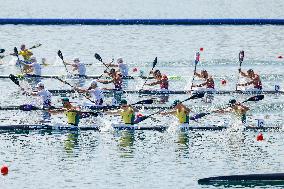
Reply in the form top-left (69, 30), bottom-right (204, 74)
top-left (0, 49), bottom-right (5, 53)
top-left (236, 50), bottom-right (245, 90)
top-left (57, 50), bottom-right (70, 74)
top-left (190, 52), bottom-right (200, 90)
top-left (94, 53), bottom-right (112, 78)
top-left (13, 47), bottom-right (24, 74)
top-left (140, 57), bottom-right (158, 90)
top-left (189, 94), bottom-right (264, 121)
top-left (135, 92), bottom-right (205, 124)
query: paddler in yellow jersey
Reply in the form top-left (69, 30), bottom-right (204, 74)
top-left (11, 44), bottom-right (33, 72)
top-left (107, 99), bottom-right (139, 125)
top-left (161, 100), bottom-right (191, 124)
top-left (214, 99), bottom-right (249, 124)
top-left (49, 98), bottom-right (81, 126)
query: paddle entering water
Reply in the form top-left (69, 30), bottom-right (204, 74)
top-left (189, 94), bottom-right (264, 120)
top-left (236, 50), bottom-right (244, 90)
top-left (135, 93), bottom-right (205, 124)
top-left (140, 57), bottom-right (158, 90)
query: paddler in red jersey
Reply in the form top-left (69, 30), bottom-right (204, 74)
top-left (237, 69), bottom-right (262, 90)
top-left (191, 70), bottom-right (215, 89)
top-left (145, 70), bottom-right (169, 90)
top-left (97, 68), bottom-right (123, 90)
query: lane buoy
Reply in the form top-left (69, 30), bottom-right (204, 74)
top-left (221, 79), bottom-right (227, 85)
top-left (200, 47), bottom-right (204, 51)
top-left (278, 55), bottom-right (283, 59)
top-left (1, 165), bottom-right (8, 175)
top-left (256, 133), bottom-right (264, 141)
top-left (133, 68), bottom-right (138, 72)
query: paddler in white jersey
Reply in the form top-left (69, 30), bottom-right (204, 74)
top-left (237, 69), bottom-right (262, 90)
top-left (106, 58), bottom-right (129, 77)
top-left (70, 58), bottom-right (86, 77)
top-left (22, 82), bottom-right (52, 108)
top-left (75, 80), bottom-right (104, 105)
top-left (191, 70), bottom-right (215, 90)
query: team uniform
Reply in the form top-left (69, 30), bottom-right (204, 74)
top-left (120, 107), bottom-right (135, 124)
top-left (89, 88), bottom-right (104, 105)
top-left (176, 108), bottom-right (189, 124)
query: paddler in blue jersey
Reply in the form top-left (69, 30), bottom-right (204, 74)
top-left (161, 100), bottom-right (191, 124)
top-left (214, 99), bottom-right (249, 124)
top-left (107, 99), bottom-right (139, 125)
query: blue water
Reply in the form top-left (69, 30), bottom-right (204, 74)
top-left (0, 1), bottom-right (284, 188)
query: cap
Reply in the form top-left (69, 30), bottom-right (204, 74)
top-left (90, 80), bottom-right (97, 86)
top-left (228, 99), bottom-right (236, 105)
top-left (73, 58), bottom-right (80, 62)
top-left (36, 82), bottom-right (44, 88)
top-left (117, 58), bottom-right (123, 64)
top-left (173, 100), bottom-right (181, 107)
top-left (247, 69), bottom-right (253, 73)
top-left (109, 68), bottom-right (116, 73)
top-left (153, 70), bottom-right (160, 75)
top-left (120, 99), bottom-right (128, 105)
top-left (62, 97), bottom-right (70, 102)
top-left (30, 57), bottom-right (37, 62)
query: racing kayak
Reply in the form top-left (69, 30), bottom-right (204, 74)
top-left (198, 173), bottom-right (284, 186)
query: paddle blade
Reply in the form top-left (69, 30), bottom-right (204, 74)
top-left (243, 95), bottom-right (264, 103)
top-left (239, 50), bottom-right (244, 63)
top-left (57, 50), bottom-right (63, 61)
top-left (189, 112), bottom-right (210, 120)
top-left (0, 49), bottom-right (5, 53)
top-left (152, 57), bottom-right (157, 69)
top-left (29, 43), bottom-right (42, 49)
top-left (94, 53), bottom-right (103, 62)
top-left (9, 74), bottom-right (20, 86)
top-left (134, 99), bottom-right (154, 105)
top-left (188, 93), bottom-right (205, 100)
top-left (135, 115), bottom-right (149, 123)
top-left (14, 47), bottom-right (19, 57)
top-left (195, 52), bottom-right (200, 64)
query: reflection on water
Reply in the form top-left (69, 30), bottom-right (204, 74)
top-left (116, 130), bottom-right (135, 158)
top-left (64, 132), bottom-right (79, 153)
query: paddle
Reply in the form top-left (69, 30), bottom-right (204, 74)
top-left (94, 53), bottom-right (112, 78)
top-left (189, 94), bottom-right (264, 121)
top-left (0, 44), bottom-right (42, 60)
top-left (135, 92), bottom-right (205, 124)
top-left (57, 50), bottom-right (70, 74)
top-left (13, 47), bottom-right (24, 74)
top-left (140, 57), bottom-right (158, 90)
top-left (190, 52), bottom-right (200, 90)
top-left (9, 74), bottom-right (21, 87)
top-left (29, 43), bottom-right (42, 50)
top-left (236, 50), bottom-right (244, 90)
